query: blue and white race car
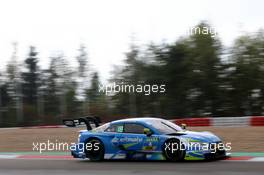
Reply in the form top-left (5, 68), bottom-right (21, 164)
top-left (63, 117), bottom-right (229, 161)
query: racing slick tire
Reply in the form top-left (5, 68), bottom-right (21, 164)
top-left (85, 138), bottom-right (105, 161)
top-left (162, 138), bottom-right (185, 162)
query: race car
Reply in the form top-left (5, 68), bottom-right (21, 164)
top-left (63, 117), bottom-right (229, 161)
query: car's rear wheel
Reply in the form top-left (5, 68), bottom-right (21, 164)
top-left (162, 138), bottom-right (185, 161)
top-left (85, 138), bottom-right (104, 161)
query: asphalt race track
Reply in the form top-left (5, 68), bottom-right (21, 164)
top-left (0, 159), bottom-right (263, 175)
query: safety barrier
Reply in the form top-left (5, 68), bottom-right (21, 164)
top-left (1, 116), bottom-right (264, 129)
top-left (172, 116), bottom-right (264, 127)
top-left (172, 118), bottom-right (211, 126)
top-left (250, 116), bottom-right (264, 126)
top-left (212, 116), bottom-right (250, 126)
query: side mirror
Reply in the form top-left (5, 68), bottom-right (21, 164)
top-left (181, 123), bottom-right (187, 130)
top-left (144, 128), bottom-right (153, 137)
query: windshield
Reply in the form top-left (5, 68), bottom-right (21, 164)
top-left (92, 122), bottom-right (110, 132)
top-left (145, 119), bottom-right (183, 134)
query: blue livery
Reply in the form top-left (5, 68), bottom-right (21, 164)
top-left (65, 117), bottom-right (228, 161)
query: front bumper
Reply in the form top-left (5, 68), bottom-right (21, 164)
top-left (204, 150), bottom-right (227, 160)
top-left (184, 141), bottom-right (229, 160)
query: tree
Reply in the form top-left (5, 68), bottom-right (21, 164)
top-left (86, 72), bottom-right (108, 117)
top-left (76, 44), bottom-right (88, 78)
top-left (110, 44), bottom-right (144, 116)
top-left (6, 42), bottom-right (23, 124)
top-left (229, 30), bottom-right (264, 115)
top-left (0, 74), bottom-right (10, 126)
top-left (42, 60), bottom-right (60, 120)
top-left (150, 40), bottom-right (191, 116)
top-left (22, 46), bottom-right (39, 105)
top-left (21, 46), bottom-right (40, 124)
top-left (48, 53), bottom-right (77, 118)
top-left (87, 72), bottom-right (100, 102)
top-left (76, 44), bottom-right (89, 115)
top-left (186, 22), bottom-right (223, 116)
top-left (110, 22), bottom-right (224, 117)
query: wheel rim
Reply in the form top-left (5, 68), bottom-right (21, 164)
top-left (86, 140), bottom-right (103, 160)
top-left (164, 140), bottom-right (183, 161)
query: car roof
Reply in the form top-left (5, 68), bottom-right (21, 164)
top-left (111, 117), bottom-right (164, 124)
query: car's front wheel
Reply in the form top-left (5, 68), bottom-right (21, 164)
top-left (162, 138), bottom-right (185, 161)
top-left (85, 138), bottom-right (104, 161)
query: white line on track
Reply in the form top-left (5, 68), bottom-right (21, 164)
top-left (248, 157), bottom-right (264, 162)
top-left (0, 155), bottom-right (19, 159)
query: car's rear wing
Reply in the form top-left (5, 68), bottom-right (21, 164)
top-left (62, 116), bottom-right (101, 130)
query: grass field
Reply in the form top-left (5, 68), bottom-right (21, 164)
top-left (0, 126), bottom-right (263, 152)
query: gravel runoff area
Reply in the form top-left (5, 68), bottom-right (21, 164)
top-left (0, 126), bottom-right (263, 152)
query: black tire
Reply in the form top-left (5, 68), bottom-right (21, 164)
top-left (162, 138), bottom-right (185, 162)
top-left (85, 138), bottom-right (104, 161)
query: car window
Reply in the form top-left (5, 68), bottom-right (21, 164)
top-left (105, 124), bottom-right (124, 133)
top-left (145, 119), bottom-right (182, 134)
top-left (123, 123), bottom-right (145, 134)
